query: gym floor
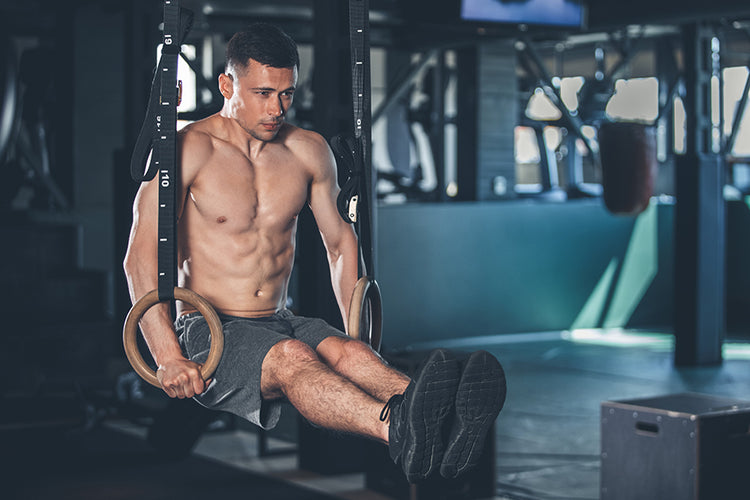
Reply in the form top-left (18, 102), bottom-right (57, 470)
top-left (117, 329), bottom-right (750, 499)
top-left (6, 328), bottom-right (750, 500)
top-left (482, 330), bottom-right (750, 499)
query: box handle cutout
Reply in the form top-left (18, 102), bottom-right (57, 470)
top-left (635, 421), bottom-right (659, 436)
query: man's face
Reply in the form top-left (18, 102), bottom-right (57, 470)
top-left (221, 58), bottom-right (298, 142)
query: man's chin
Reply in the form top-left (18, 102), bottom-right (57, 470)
top-left (248, 129), bottom-right (279, 143)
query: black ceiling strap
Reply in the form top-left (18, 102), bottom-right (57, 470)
top-left (332, 134), bottom-right (361, 224)
top-left (130, 3), bottom-right (192, 184)
top-left (130, 0), bottom-right (193, 302)
top-left (346, 0), bottom-right (375, 278)
top-left (155, 0), bottom-right (180, 302)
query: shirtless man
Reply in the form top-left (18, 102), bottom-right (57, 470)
top-left (123, 23), bottom-right (505, 483)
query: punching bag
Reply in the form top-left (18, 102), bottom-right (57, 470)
top-left (598, 121), bottom-right (657, 216)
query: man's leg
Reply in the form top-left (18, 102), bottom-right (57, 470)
top-left (314, 336), bottom-right (410, 402)
top-left (262, 337), bottom-right (460, 483)
top-left (260, 338), bottom-right (389, 442)
top-left (315, 337), bottom-right (463, 482)
top-left (315, 337), bottom-right (507, 481)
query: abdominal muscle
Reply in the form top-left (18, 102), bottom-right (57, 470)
top-left (176, 215), bottom-right (298, 319)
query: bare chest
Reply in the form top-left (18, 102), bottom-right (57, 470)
top-left (185, 155), bottom-right (310, 232)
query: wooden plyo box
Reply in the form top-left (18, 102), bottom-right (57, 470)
top-left (601, 393), bottom-right (750, 500)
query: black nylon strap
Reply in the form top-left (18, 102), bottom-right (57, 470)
top-left (156, 0), bottom-right (181, 302)
top-left (130, 4), bottom-right (193, 184)
top-left (130, 59), bottom-right (164, 183)
top-left (347, 0), bottom-right (375, 278)
top-left (129, 0), bottom-right (193, 302)
top-left (331, 134), bottom-right (361, 223)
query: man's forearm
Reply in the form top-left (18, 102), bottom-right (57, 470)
top-left (124, 258), bottom-right (184, 366)
top-left (328, 242), bottom-right (359, 333)
top-left (137, 302), bottom-right (184, 366)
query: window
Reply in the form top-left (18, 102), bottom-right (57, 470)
top-left (515, 77), bottom-right (601, 195)
top-left (156, 44), bottom-right (198, 129)
top-left (605, 77), bottom-right (659, 123)
top-left (724, 66), bottom-right (750, 157)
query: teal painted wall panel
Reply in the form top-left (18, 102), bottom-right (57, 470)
top-left (625, 203), bottom-right (674, 329)
top-left (727, 200), bottom-right (750, 334)
top-left (376, 199), bottom-right (673, 348)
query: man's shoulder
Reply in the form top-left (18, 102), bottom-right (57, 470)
top-left (177, 116), bottom-right (228, 178)
top-left (280, 124), bottom-right (330, 159)
top-left (281, 123), bottom-right (325, 145)
top-left (179, 115), bottom-right (223, 146)
top-left (279, 126), bottom-right (336, 182)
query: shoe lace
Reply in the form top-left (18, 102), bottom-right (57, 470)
top-left (379, 394), bottom-right (401, 422)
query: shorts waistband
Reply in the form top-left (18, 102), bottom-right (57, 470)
top-left (176, 308), bottom-right (293, 327)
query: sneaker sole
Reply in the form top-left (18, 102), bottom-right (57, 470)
top-left (401, 349), bottom-right (460, 482)
top-left (440, 350), bottom-right (506, 479)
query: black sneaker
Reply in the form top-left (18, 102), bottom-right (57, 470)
top-left (440, 350), bottom-right (506, 479)
top-left (380, 349), bottom-right (460, 483)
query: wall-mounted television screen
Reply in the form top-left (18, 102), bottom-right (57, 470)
top-left (461, 0), bottom-right (586, 28)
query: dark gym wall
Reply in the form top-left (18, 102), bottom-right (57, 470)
top-left (72, 4), bottom-right (126, 317)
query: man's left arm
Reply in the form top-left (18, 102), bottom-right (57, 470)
top-left (306, 133), bottom-right (359, 332)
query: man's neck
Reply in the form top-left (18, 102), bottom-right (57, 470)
top-left (216, 110), bottom-right (275, 158)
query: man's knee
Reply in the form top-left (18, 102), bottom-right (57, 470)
top-left (267, 338), bottom-right (319, 367)
top-left (261, 339), bottom-right (320, 396)
top-left (318, 335), bottom-right (376, 372)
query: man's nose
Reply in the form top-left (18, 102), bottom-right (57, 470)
top-left (268, 96), bottom-right (284, 117)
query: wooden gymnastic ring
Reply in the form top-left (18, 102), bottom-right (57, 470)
top-left (123, 287), bottom-right (224, 388)
top-left (347, 276), bottom-right (382, 352)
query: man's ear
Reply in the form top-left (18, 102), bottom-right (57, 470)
top-left (218, 73), bottom-right (233, 100)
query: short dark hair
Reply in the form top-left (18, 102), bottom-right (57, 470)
top-left (225, 23), bottom-right (299, 74)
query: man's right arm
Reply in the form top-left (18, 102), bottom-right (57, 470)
top-left (122, 129), bottom-right (210, 399)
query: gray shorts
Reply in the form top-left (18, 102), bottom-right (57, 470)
top-left (175, 309), bottom-right (348, 430)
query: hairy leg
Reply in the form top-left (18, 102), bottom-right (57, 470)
top-left (315, 336), bottom-right (410, 403)
top-left (260, 338), bottom-right (389, 442)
